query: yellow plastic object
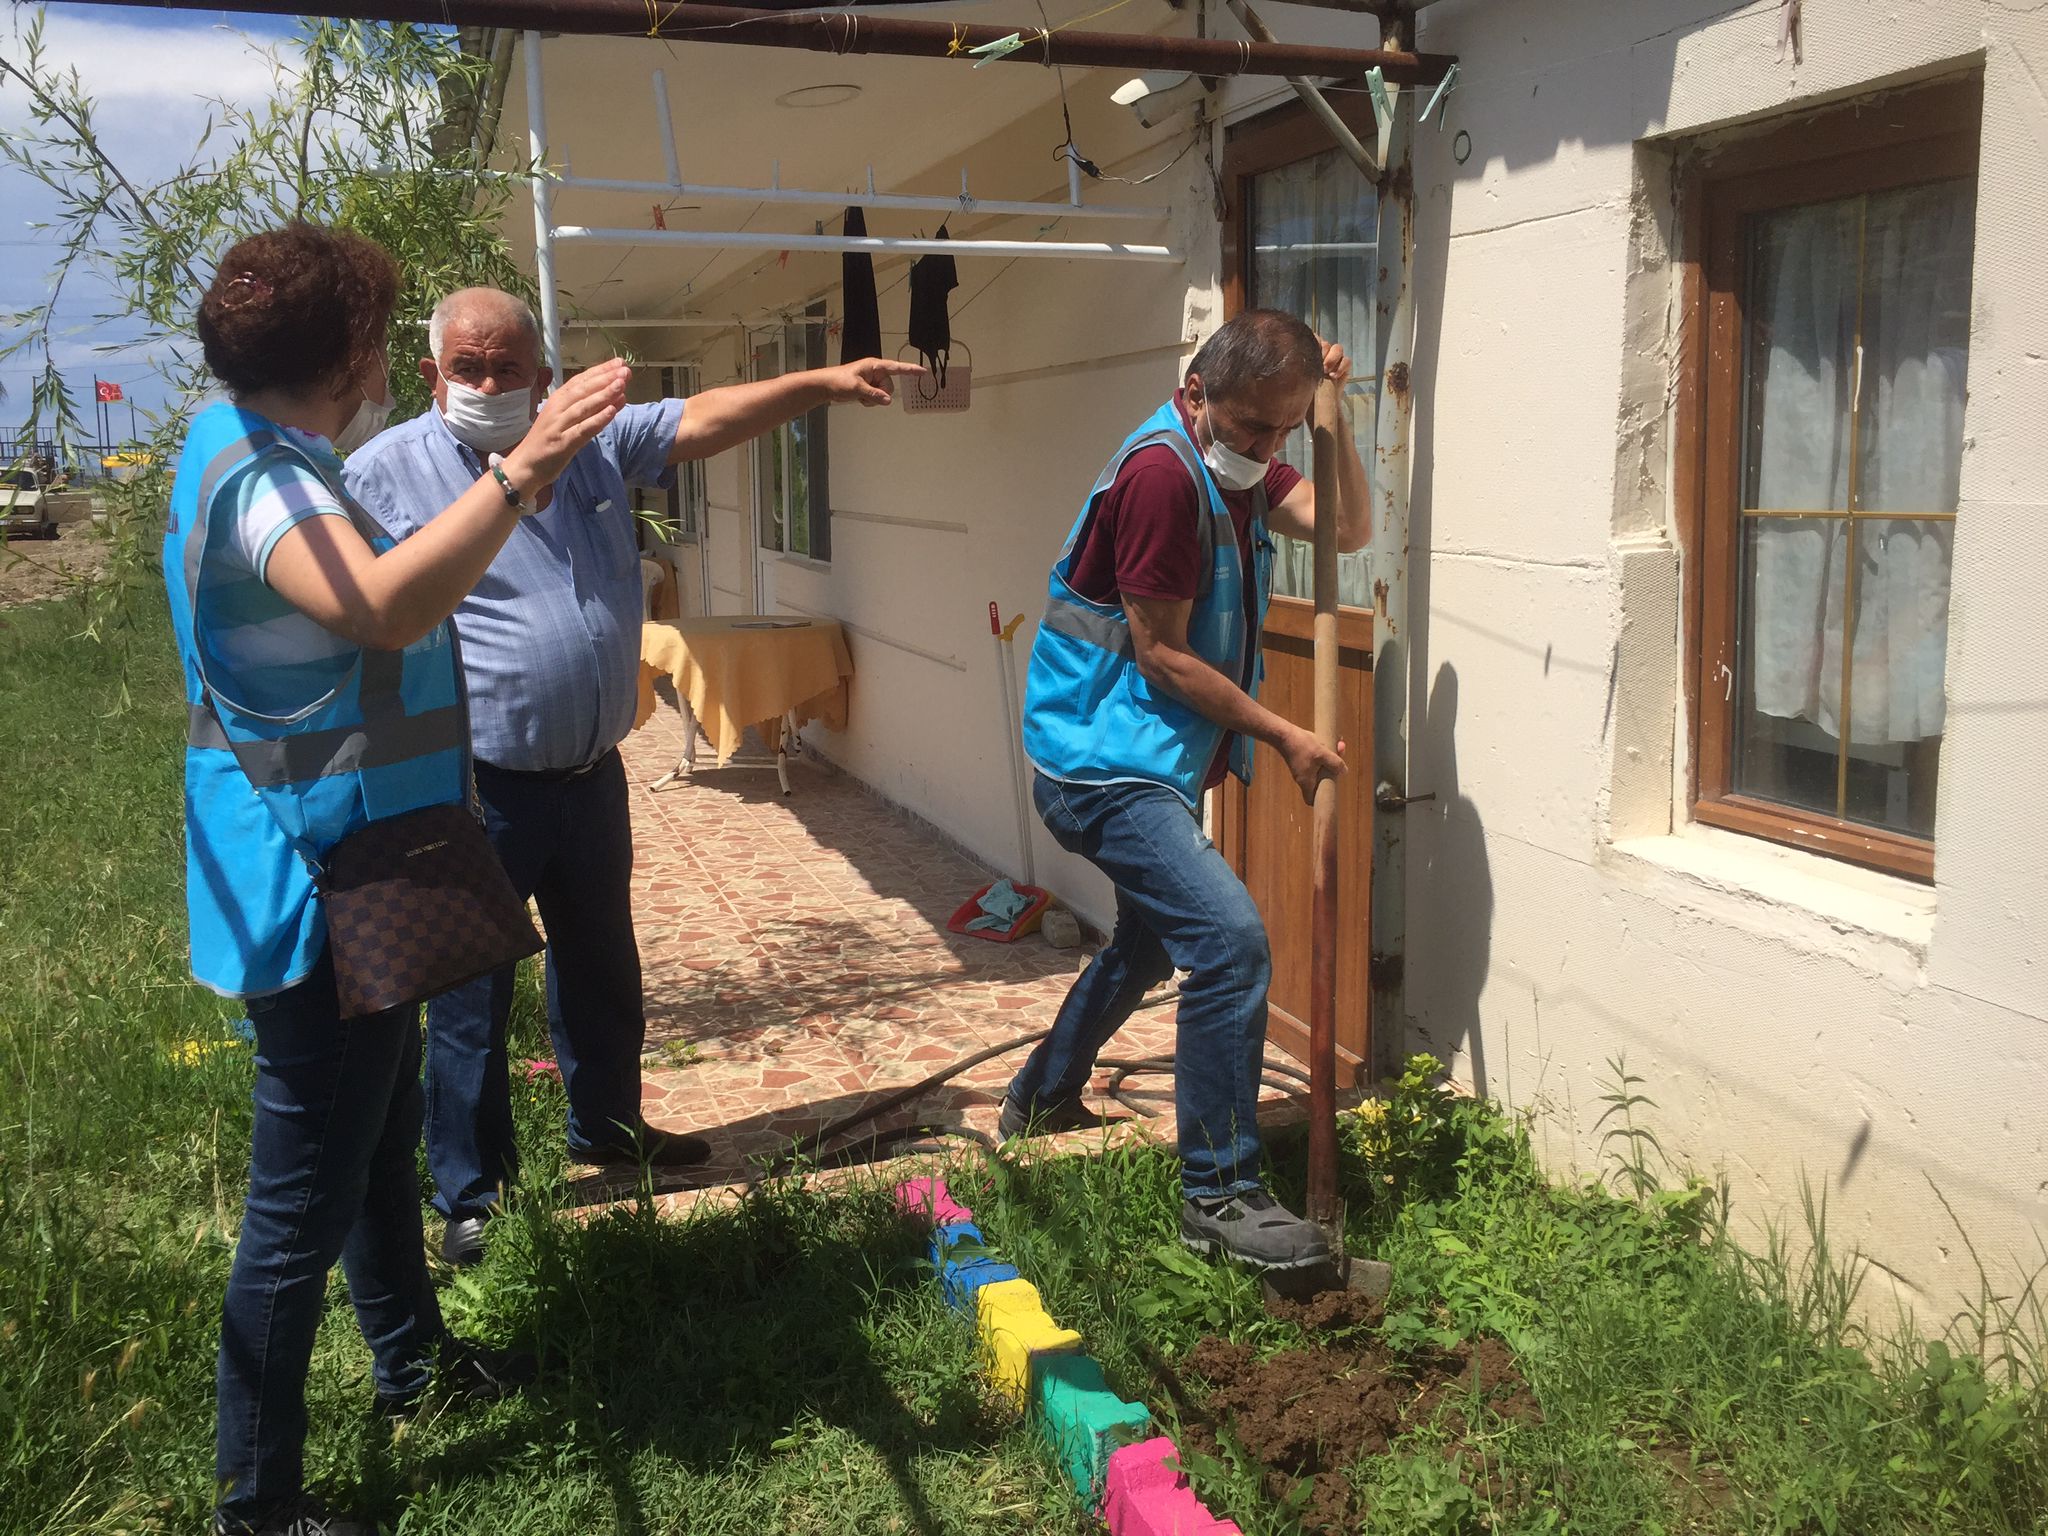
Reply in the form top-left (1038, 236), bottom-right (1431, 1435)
top-left (975, 1277), bottom-right (1082, 1407)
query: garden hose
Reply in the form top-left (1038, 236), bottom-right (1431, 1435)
top-left (765, 978), bottom-right (1315, 1174)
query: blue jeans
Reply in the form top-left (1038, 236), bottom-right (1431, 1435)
top-left (1007, 774), bottom-right (1271, 1198)
top-left (216, 953), bottom-right (441, 1519)
top-left (425, 749), bottom-right (647, 1220)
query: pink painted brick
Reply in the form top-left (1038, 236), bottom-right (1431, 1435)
top-left (1101, 1437), bottom-right (1241, 1536)
top-left (893, 1176), bottom-right (974, 1227)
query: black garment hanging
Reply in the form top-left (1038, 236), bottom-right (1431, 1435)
top-left (838, 206), bottom-right (882, 365)
top-left (906, 223), bottom-right (959, 395)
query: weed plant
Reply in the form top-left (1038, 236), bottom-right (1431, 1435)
top-left (0, 591), bottom-right (1077, 1535)
top-left (974, 1058), bottom-right (2048, 1535)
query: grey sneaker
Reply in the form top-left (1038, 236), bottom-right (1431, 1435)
top-left (997, 1093), bottom-right (1104, 1139)
top-left (214, 1495), bottom-right (381, 1536)
top-left (1180, 1190), bottom-right (1334, 1272)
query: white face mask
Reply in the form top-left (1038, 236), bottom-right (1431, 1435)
top-left (334, 386), bottom-right (395, 455)
top-left (1194, 399), bottom-right (1270, 492)
top-left (440, 377), bottom-right (536, 454)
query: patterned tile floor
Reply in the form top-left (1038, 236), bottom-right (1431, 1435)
top-left (554, 708), bottom-right (1304, 1209)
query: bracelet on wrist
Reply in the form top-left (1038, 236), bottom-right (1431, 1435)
top-left (486, 453), bottom-right (532, 514)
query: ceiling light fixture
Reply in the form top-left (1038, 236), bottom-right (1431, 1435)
top-left (775, 83), bottom-right (863, 109)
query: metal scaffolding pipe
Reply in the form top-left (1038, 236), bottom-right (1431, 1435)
top-left (551, 224), bottom-right (1182, 261)
top-left (1367, 18), bottom-right (1415, 1086)
top-left (525, 29), bottom-right (564, 377)
top-left (1225, 0), bottom-right (1382, 186)
top-left (85, 0), bottom-right (1454, 83)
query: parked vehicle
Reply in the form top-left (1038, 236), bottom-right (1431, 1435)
top-left (3, 463), bottom-right (56, 540)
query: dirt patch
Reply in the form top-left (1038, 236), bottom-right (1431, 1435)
top-left (1181, 1297), bottom-right (1541, 1533)
top-left (0, 526), bottom-right (111, 609)
top-left (1652, 1441), bottom-right (1739, 1523)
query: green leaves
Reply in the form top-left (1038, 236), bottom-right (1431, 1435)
top-left (1, 12), bottom-right (531, 651)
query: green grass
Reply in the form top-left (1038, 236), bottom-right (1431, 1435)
top-left (0, 588), bottom-right (1076, 1536)
top-left (4, 584), bottom-right (2045, 1536)
top-left (969, 1062), bottom-right (2048, 1535)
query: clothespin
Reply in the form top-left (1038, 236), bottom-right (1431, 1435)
top-left (968, 31), bottom-right (1025, 68)
top-left (1366, 66), bottom-right (1393, 137)
top-left (1776, 0), bottom-right (1802, 65)
top-left (1421, 62), bottom-right (1459, 130)
top-left (651, 203), bottom-right (667, 230)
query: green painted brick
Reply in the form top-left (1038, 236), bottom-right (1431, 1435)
top-left (1035, 1353), bottom-right (1153, 1505)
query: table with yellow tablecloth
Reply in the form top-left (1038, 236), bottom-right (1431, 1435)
top-left (635, 617), bottom-right (854, 792)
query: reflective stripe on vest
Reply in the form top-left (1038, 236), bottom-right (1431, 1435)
top-left (1021, 400), bottom-right (1271, 806)
top-left (168, 405), bottom-right (468, 852)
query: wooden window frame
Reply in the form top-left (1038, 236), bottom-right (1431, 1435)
top-left (1677, 74), bottom-right (1981, 884)
top-left (751, 306), bottom-right (833, 564)
top-left (1219, 96), bottom-right (1381, 321)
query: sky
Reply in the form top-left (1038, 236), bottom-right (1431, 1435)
top-left (0, 3), bottom-right (300, 445)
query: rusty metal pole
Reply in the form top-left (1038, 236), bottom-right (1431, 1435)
top-left (1367, 12), bottom-right (1416, 1086)
top-left (1305, 375), bottom-right (1344, 1235)
top-left (1224, 0), bottom-right (1381, 187)
top-left (83, 0), bottom-right (1453, 82)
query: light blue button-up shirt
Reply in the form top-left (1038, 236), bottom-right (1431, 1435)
top-left (343, 399), bottom-right (684, 772)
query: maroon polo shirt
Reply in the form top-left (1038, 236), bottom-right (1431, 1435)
top-left (1064, 391), bottom-right (1301, 788)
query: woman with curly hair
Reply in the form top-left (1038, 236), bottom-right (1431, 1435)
top-left (167, 224), bottom-right (628, 1536)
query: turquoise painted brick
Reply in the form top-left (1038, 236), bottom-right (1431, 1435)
top-left (941, 1255), bottom-right (1021, 1313)
top-left (1036, 1353), bottom-right (1152, 1504)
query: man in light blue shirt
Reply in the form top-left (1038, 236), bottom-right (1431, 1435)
top-left (346, 288), bottom-right (916, 1265)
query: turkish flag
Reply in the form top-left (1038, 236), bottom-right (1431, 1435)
top-left (94, 379), bottom-right (123, 403)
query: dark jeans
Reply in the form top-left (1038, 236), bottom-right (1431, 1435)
top-left (1006, 773), bottom-right (1271, 1198)
top-left (215, 953), bottom-right (440, 1519)
top-left (425, 748), bottom-right (647, 1220)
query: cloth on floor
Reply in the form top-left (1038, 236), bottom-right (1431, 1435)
top-left (906, 223), bottom-right (958, 395)
top-left (839, 206), bottom-right (882, 364)
top-left (965, 877), bottom-right (1032, 932)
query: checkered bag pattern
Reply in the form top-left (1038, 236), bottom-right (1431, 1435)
top-left (320, 803), bottom-right (542, 1020)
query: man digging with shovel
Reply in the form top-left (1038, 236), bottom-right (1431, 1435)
top-left (1006, 309), bottom-right (1369, 1272)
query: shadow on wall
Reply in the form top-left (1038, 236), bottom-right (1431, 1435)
top-left (1409, 663), bottom-right (1496, 1098)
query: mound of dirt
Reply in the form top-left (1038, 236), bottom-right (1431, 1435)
top-left (1181, 1295), bottom-right (1540, 1533)
top-left (0, 526), bottom-right (111, 609)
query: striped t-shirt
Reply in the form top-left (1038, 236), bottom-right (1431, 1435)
top-left (195, 431), bottom-right (358, 721)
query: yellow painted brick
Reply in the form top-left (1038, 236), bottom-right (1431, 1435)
top-left (975, 1277), bottom-right (1082, 1407)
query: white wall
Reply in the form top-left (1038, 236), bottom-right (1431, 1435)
top-left (1403, 0), bottom-right (2048, 1322)
top-left (636, 84), bottom-right (1217, 930)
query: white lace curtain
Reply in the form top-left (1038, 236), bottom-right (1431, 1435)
top-left (1249, 148), bottom-right (1377, 607)
top-left (1745, 179), bottom-right (1973, 746)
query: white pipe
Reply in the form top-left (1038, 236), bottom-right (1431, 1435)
top-left (549, 171), bottom-right (1165, 223)
top-left (1253, 241), bottom-right (1377, 253)
top-left (652, 70), bottom-right (681, 189)
top-left (552, 225), bottom-right (1182, 262)
top-left (524, 31), bottom-right (564, 378)
top-left (567, 316), bottom-right (832, 328)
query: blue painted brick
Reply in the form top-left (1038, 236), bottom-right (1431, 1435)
top-left (941, 1255), bottom-right (1021, 1312)
top-left (928, 1221), bottom-right (989, 1268)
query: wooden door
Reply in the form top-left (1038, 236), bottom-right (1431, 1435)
top-left (1215, 604), bottom-right (1374, 1082)
top-left (1211, 100), bottom-right (1381, 1083)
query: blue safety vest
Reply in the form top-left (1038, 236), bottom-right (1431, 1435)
top-left (1023, 400), bottom-right (1273, 808)
top-left (163, 401), bottom-right (469, 998)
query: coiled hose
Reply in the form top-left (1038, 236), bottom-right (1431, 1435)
top-left (773, 987), bottom-right (1315, 1172)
